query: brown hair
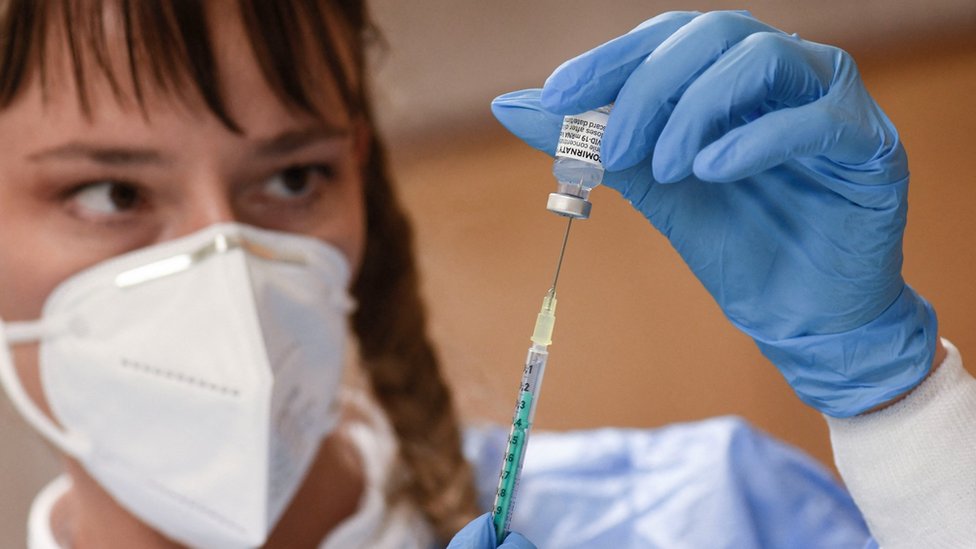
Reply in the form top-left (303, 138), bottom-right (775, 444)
top-left (0, 0), bottom-right (479, 541)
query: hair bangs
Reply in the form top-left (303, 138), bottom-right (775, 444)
top-left (0, 0), bottom-right (362, 131)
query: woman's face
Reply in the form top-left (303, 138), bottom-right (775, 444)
top-left (0, 4), bottom-right (366, 414)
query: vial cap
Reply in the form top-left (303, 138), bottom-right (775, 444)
top-left (547, 193), bottom-right (591, 219)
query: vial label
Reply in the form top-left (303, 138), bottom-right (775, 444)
top-left (555, 109), bottom-right (609, 167)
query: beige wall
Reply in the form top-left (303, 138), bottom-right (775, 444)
top-left (369, 0), bottom-right (976, 141)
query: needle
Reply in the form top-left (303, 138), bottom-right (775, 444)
top-left (548, 217), bottom-right (573, 297)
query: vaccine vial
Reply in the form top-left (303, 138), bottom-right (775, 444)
top-left (547, 104), bottom-right (612, 219)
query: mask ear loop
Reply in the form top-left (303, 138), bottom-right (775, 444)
top-left (0, 319), bottom-right (91, 457)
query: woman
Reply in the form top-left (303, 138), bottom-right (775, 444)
top-left (0, 0), bottom-right (478, 546)
top-left (0, 2), bottom-right (972, 547)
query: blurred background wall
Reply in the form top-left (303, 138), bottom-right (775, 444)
top-left (2, 1), bottom-right (974, 544)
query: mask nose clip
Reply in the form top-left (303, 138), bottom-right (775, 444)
top-left (114, 228), bottom-right (307, 289)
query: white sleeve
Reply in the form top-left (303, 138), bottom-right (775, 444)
top-left (826, 339), bottom-right (976, 548)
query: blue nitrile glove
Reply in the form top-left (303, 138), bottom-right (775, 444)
top-left (491, 11), bottom-right (938, 418)
top-left (447, 513), bottom-right (536, 549)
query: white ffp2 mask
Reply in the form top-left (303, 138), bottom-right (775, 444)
top-left (0, 223), bottom-right (354, 548)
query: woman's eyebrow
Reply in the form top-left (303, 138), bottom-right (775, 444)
top-left (28, 143), bottom-right (171, 166)
top-left (26, 126), bottom-right (348, 165)
top-left (253, 126), bottom-right (350, 157)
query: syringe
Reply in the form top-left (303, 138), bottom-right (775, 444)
top-left (491, 105), bottom-right (610, 544)
top-left (491, 219), bottom-right (572, 543)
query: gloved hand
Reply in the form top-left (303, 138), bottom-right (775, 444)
top-left (491, 11), bottom-right (938, 417)
top-left (447, 513), bottom-right (536, 549)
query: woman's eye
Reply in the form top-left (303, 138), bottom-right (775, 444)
top-left (69, 181), bottom-right (144, 216)
top-left (262, 165), bottom-right (335, 201)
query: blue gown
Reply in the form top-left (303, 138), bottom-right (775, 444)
top-left (464, 416), bottom-right (873, 548)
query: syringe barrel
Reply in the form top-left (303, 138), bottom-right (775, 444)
top-left (491, 287), bottom-right (562, 541)
top-left (523, 344), bottom-right (549, 423)
top-left (491, 344), bottom-right (549, 543)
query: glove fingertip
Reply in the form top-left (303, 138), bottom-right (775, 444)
top-left (602, 122), bottom-right (649, 173)
top-left (500, 531), bottom-right (537, 549)
top-left (604, 147), bottom-right (647, 174)
top-left (445, 512), bottom-right (496, 548)
top-left (692, 148), bottom-right (740, 183)
top-left (697, 122), bottom-right (807, 183)
top-left (651, 151), bottom-right (689, 184)
top-left (491, 89), bottom-right (543, 113)
top-left (601, 140), bottom-right (627, 172)
top-left (490, 89), bottom-right (561, 155)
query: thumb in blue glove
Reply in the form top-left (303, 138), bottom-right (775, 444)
top-left (447, 513), bottom-right (536, 549)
